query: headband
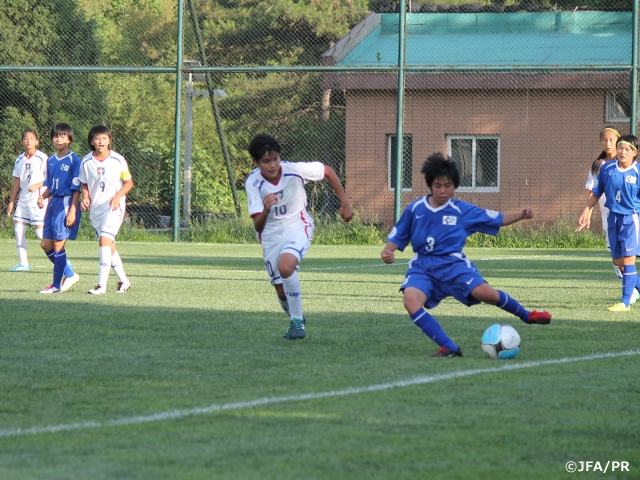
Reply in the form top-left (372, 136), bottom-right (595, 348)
top-left (602, 127), bottom-right (621, 137)
top-left (617, 140), bottom-right (638, 151)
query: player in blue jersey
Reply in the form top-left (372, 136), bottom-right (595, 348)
top-left (577, 134), bottom-right (640, 312)
top-left (246, 133), bottom-right (353, 340)
top-left (381, 152), bottom-right (551, 358)
top-left (37, 123), bottom-right (82, 294)
top-left (6, 129), bottom-right (48, 271)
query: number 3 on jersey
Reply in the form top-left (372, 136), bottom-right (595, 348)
top-left (424, 236), bottom-right (435, 252)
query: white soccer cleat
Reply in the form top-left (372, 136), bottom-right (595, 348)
top-left (40, 284), bottom-right (61, 294)
top-left (115, 278), bottom-right (131, 293)
top-left (60, 273), bottom-right (80, 292)
top-left (88, 285), bottom-right (107, 295)
top-left (631, 289), bottom-right (640, 305)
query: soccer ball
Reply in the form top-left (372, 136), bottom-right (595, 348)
top-left (481, 324), bottom-right (520, 360)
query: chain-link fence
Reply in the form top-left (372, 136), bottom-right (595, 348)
top-left (1, 0), bottom-right (637, 239)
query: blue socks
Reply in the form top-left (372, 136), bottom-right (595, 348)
top-left (46, 249), bottom-right (74, 278)
top-left (410, 309), bottom-right (458, 351)
top-left (622, 265), bottom-right (637, 307)
top-left (53, 250), bottom-right (68, 289)
top-left (496, 290), bottom-right (531, 323)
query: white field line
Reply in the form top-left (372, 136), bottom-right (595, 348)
top-left (1, 349), bottom-right (637, 439)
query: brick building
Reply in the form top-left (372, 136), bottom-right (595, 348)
top-left (321, 12), bottom-right (633, 226)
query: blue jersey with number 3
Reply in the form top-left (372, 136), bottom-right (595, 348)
top-left (388, 196), bottom-right (503, 257)
top-left (45, 152), bottom-right (82, 197)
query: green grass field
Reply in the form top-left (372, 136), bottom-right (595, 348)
top-left (0, 240), bottom-right (638, 479)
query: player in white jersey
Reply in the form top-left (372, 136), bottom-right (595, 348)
top-left (6, 130), bottom-right (48, 271)
top-left (79, 125), bottom-right (134, 295)
top-left (245, 134), bottom-right (353, 340)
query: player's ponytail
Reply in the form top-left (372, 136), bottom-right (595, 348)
top-left (591, 151), bottom-right (607, 175)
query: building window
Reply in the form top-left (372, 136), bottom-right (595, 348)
top-left (447, 135), bottom-right (499, 193)
top-left (388, 134), bottom-right (412, 191)
top-left (606, 91), bottom-right (632, 123)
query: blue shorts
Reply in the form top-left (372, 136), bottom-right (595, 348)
top-left (400, 254), bottom-right (486, 309)
top-left (607, 212), bottom-right (640, 258)
top-left (43, 195), bottom-right (81, 241)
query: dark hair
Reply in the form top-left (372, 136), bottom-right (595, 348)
top-left (88, 125), bottom-right (111, 151)
top-left (421, 152), bottom-right (460, 189)
top-left (592, 126), bottom-right (622, 174)
top-left (617, 134), bottom-right (640, 152)
top-left (22, 129), bottom-right (38, 141)
top-left (50, 122), bottom-right (73, 142)
top-left (248, 134), bottom-right (281, 161)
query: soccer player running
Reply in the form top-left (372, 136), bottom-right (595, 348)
top-left (577, 134), bottom-right (640, 312)
top-left (79, 125), bottom-right (133, 295)
top-left (381, 152), bottom-right (551, 358)
top-left (37, 123), bottom-right (82, 294)
top-left (245, 134), bottom-right (353, 340)
top-left (6, 129), bottom-right (49, 272)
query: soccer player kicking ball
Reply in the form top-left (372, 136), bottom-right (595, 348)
top-left (381, 152), bottom-right (551, 358)
top-left (78, 125), bottom-right (133, 295)
top-left (245, 134), bottom-right (353, 340)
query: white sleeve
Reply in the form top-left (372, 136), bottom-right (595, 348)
top-left (78, 159), bottom-right (88, 184)
top-left (585, 171), bottom-right (597, 191)
top-left (245, 179), bottom-right (264, 217)
top-left (11, 157), bottom-right (20, 178)
top-left (292, 161), bottom-right (325, 182)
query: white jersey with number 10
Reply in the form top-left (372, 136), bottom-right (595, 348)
top-left (245, 161), bottom-right (325, 244)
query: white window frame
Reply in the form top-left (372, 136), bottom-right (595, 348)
top-left (606, 91), bottom-right (633, 123)
top-left (447, 135), bottom-right (500, 193)
top-left (387, 134), bottom-right (412, 192)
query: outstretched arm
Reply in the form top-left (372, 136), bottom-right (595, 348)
top-left (324, 166), bottom-right (353, 222)
top-left (501, 207), bottom-right (534, 227)
top-left (576, 192), bottom-right (600, 232)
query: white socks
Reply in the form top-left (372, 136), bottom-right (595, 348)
top-left (110, 250), bottom-right (127, 282)
top-left (98, 246), bottom-right (112, 287)
top-left (282, 272), bottom-right (303, 319)
top-left (278, 297), bottom-right (291, 318)
top-left (14, 223), bottom-right (28, 266)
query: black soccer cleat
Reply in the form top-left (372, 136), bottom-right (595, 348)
top-left (283, 316), bottom-right (306, 340)
top-left (431, 346), bottom-right (463, 358)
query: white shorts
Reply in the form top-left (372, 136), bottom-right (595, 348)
top-left (262, 226), bottom-right (314, 285)
top-left (91, 207), bottom-right (125, 241)
top-left (13, 201), bottom-right (47, 226)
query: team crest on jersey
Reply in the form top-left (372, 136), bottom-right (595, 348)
top-left (626, 175), bottom-right (637, 184)
top-left (61, 164), bottom-right (69, 171)
top-left (442, 215), bottom-right (457, 225)
top-left (274, 190), bottom-right (284, 201)
top-left (485, 209), bottom-right (500, 218)
top-left (97, 167), bottom-right (105, 177)
top-left (249, 195), bottom-right (256, 208)
top-left (24, 164), bottom-right (31, 172)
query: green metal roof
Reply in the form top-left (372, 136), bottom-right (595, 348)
top-left (328, 12), bottom-right (631, 67)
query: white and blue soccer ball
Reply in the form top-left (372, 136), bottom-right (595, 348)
top-left (481, 324), bottom-right (520, 359)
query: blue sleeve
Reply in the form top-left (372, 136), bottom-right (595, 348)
top-left (463, 203), bottom-right (503, 236)
top-left (387, 205), bottom-right (413, 251)
top-left (71, 154), bottom-right (82, 192)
